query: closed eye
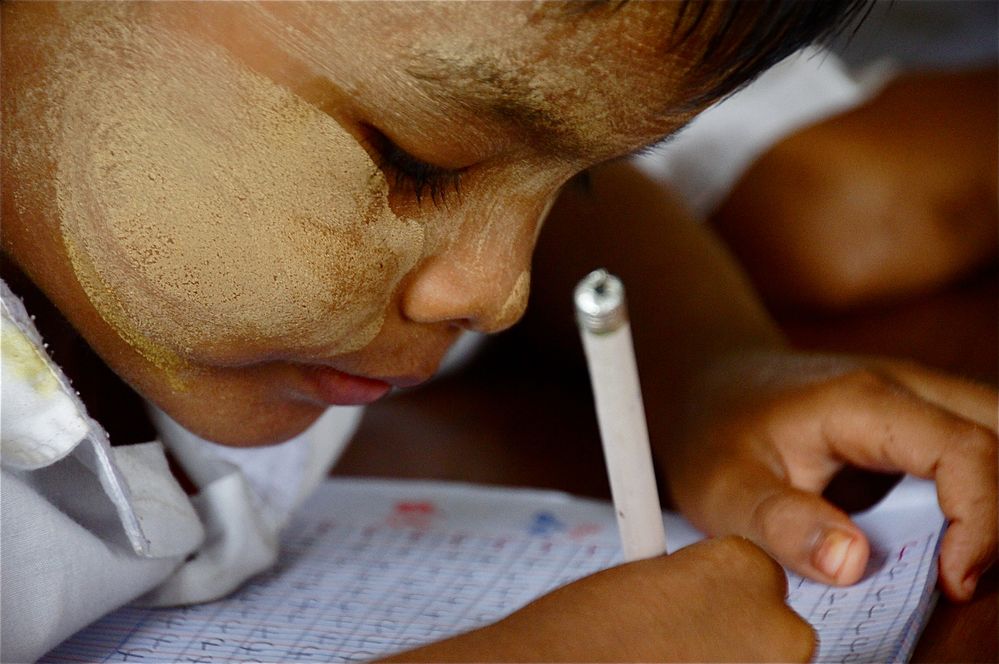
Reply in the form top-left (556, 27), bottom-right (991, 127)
top-left (364, 125), bottom-right (465, 207)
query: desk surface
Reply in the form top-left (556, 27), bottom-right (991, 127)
top-left (334, 273), bottom-right (997, 663)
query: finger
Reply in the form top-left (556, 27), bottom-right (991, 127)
top-left (879, 359), bottom-right (998, 432)
top-left (697, 455), bottom-right (871, 586)
top-left (818, 372), bottom-right (998, 601)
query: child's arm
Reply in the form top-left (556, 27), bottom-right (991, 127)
top-left (383, 537), bottom-right (814, 662)
top-left (710, 67), bottom-right (999, 312)
top-left (525, 159), bottom-right (997, 602)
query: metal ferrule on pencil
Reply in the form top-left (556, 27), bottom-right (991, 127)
top-left (574, 269), bottom-right (629, 334)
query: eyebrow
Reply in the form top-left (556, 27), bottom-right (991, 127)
top-left (403, 53), bottom-right (599, 159)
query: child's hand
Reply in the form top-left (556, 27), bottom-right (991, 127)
top-left (665, 350), bottom-right (997, 602)
top-left (385, 536), bottom-right (815, 662)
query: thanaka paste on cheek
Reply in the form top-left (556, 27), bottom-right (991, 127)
top-left (48, 7), bottom-right (424, 382)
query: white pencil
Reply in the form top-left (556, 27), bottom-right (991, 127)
top-left (574, 268), bottom-right (667, 561)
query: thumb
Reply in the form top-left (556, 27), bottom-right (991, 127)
top-left (703, 460), bottom-right (871, 586)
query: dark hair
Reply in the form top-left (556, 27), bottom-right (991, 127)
top-left (672, 0), bottom-right (875, 107)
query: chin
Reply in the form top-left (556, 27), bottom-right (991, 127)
top-left (208, 415), bottom-right (323, 448)
top-left (164, 400), bottom-right (328, 448)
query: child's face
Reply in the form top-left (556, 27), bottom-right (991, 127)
top-left (6, 2), bottom-right (706, 445)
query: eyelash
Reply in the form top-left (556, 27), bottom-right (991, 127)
top-left (366, 127), bottom-right (464, 206)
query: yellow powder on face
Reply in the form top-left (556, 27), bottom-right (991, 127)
top-left (49, 6), bottom-right (423, 370)
top-left (402, 1), bottom-right (695, 160)
top-left (495, 270), bottom-right (531, 330)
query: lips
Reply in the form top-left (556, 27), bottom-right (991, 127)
top-left (304, 365), bottom-right (392, 406)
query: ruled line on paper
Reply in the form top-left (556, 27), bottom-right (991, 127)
top-left (43, 476), bottom-right (943, 664)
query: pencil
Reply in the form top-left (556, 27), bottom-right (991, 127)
top-left (574, 268), bottom-right (667, 561)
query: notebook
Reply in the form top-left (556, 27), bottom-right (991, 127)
top-left (43, 474), bottom-right (943, 663)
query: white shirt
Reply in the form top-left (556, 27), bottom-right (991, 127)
top-left (632, 46), bottom-right (894, 218)
top-left (0, 280), bottom-right (363, 662)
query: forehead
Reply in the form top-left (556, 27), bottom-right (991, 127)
top-left (247, 1), bottom-right (706, 159)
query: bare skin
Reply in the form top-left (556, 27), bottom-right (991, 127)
top-left (531, 160), bottom-right (997, 603)
top-left (2, 1), bottom-right (700, 446)
top-left (3, 3), bottom-right (813, 661)
top-left (2, 2), bottom-right (995, 661)
top-left (386, 537), bottom-right (816, 662)
top-left (710, 68), bottom-right (999, 311)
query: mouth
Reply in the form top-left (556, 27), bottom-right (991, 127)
top-left (303, 365), bottom-right (393, 406)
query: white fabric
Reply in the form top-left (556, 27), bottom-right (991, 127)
top-left (142, 403), bottom-right (363, 606)
top-left (1, 282), bottom-right (204, 662)
top-left (137, 472), bottom-right (279, 607)
top-left (0, 281), bottom-right (363, 661)
top-left (150, 403), bottom-right (362, 534)
top-left (0, 317), bottom-right (87, 469)
top-left (1, 281), bottom-right (171, 557)
top-left (1, 468), bottom-right (186, 663)
top-left (632, 2), bottom-right (998, 221)
top-left (632, 46), bottom-right (894, 217)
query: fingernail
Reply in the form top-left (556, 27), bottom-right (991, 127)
top-left (813, 529), bottom-right (854, 580)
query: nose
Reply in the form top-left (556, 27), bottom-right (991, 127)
top-left (402, 253), bottom-right (532, 334)
top-left (401, 205), bottom-right (542, 333)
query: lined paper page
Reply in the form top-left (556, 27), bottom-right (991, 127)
top-left (43, 476), bottom-right (943, 663)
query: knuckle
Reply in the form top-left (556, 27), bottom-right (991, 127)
top-left (783, 618), bottom-right (818, 662)
top-left (836, 367), bottom-right (896, 397)
top-left (748, 494), bottom-right (809, 578)
top-left (711, 534), bottom-right (761, 560)
top-left (714, 535), bottom-right (787, 592)
top-left (750, 493), bottom-right (788, 545)
top-left (684, 536), bottom-right (737, 570)
top-left (961, 424), bottom-right (998, 459)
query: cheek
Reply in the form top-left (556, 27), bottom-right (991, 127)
top-left (54, 12), bottom-right (423, 371)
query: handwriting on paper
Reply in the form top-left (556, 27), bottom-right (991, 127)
top-left (43, 477), bottom-right (943, 664)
